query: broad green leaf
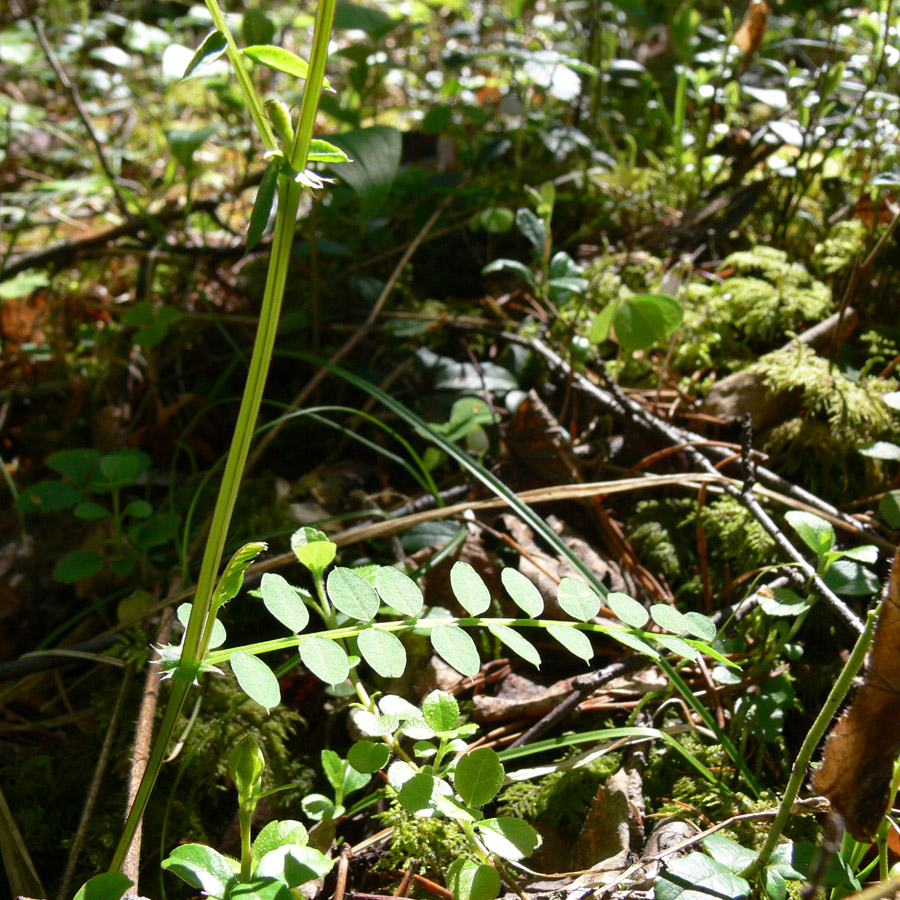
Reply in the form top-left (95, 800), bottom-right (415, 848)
top-left (606, 592), bottom-right (649, 628)
top-left (231, 650), bottom-right (281, 711)
top-left (291, 527), bottom-right (337, 573)
top-left (375, 566), bottom-right (424, 617)
top-left (516, 207), bottom-right (546, 252)
top-left (165, 125), bottom-right (218, 170)
top-left (701, 835), bottom-right (756, 873)
top-left (213, 542), bottom-right (267, 607)
top-left (473, 207), bottom-right (514, 233)
top-left (242, 44), bottom-right (319, 85)
top-left (589, 300), bottom-right (617, 344)
top-left (447, 860), bottom-right (500, 900)
top-left (610, 629), bottom-right (659, 658)
top-left (243, 8), bottom-right (276, 44)
top-left (501, 568), bottom-right (543, 617)
top-left (785, 510), bottom-right (834, 557)
top-left (451, 561), bottom-right (491, 616)
top-left (431, 624), bottom-right (480, 677)
top-left (357, 627), bottom-right (406, 678)
top-left (74, 501), bottom-right (111, 520)
top-left (759, 587), bottom-right (810, 617)
top-left (161, 844), bottom-right (237, 897)
top-left (655, 852), bottom-right (750, 900)
top-left (18, 480), bottom-right (82, 512)
top-left (130, 511), bottom-right (180, 550)
top-left (487, 624), bottom-right (541, 667)
top-left (251, 820), bottom-right (308, 866)
top-left (229, 876), bottom-right (293, 900)
top-left (325, 126), bottom-right (401, 219)
top-left (261, 573), bottom-right (309, 633)
top-left (682, 612), bottom-right (716, 642)
top-left (72, 873), bottom-right (133, 900)
top-left (122, 499), bottom-right (152, 518)
top-left (256, 845), bottom-right (334, 886)
top-left (353, 710), bottom-right (401, 737)
top-left (348, 740), bottom-right (390, 774)
top-left (653, 633), bottom-right (697, 661)
top-left (247, 158), bottom-right (280, 253)
top-left (308, 139), bottom-right (351, 163)
top-left (183, 30), bottom-right (227, 79)
top-left (53, 549), bottom-right (104, 583)
top-left (398, 770), bottom-right (435, 814)
top-left (880, 490), bottom-right (900, 526)
top-left (327, 567), bottom-right (380, 621)
top-left (546, 623), bottom-right (593, 661)
top-left (481, 258), bottom-right (537, 287)
top-left (455, 747), bottom-right (504, 807)
top-left (858, 440), bottom-right (900, 461)
top-left (321, 749), bottom-right (344, 790)
top-left (422, 690), bottom-right (459, 733)
top-left (300, 636), bottom-right (349, 685)
top-left (557, 577), bottom-right (601, 621)
top-left (614, 293), bottom-right (683, 351)
top-left (823, 558), bottom-right (880, 596)
top-left (300, 793), bottom-right (342, 822)
top-left (46, 448), bottom-right (101, 486)
top-left (476, 817), bottom-right (542, 861)
top-left (650, 604), bottom-right (687, 633)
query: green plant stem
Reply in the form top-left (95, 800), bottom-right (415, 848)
top-left (737, 602), bottom-right (880, 880)
top-left (239, 803), bottom-right (252, 882)
top-left (107, 0), bottom-right (337, 872)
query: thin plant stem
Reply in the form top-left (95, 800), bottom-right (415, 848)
top-left (737, 602), bottom-right (880, 880)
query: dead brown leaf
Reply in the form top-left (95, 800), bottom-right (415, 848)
top-left (814, 547), bottom-right (900, 842)
top-left (732, 1), bottom-right (770, 55)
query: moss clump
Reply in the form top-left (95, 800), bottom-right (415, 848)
top-left (376, 803), bottom-right (470, 876)
top-left (674, 246), bottom-right (833, 374)
top-left (627, 498), bottom-right (699, 593)
top-left (699, 497), bottom-right (776, 574)
top-left (756, 342), bottom-right (899, 494)
top-left (495, 754), bottom-right (620, 837)
top-left (812, 219), bottom-right (868, 275)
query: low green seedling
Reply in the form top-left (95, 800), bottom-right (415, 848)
top-left (859, 391), bottom-right (900, 527)
top-left (16, 447), bottom-right (179, 582)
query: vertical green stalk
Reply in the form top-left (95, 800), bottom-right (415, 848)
top-left (107, 0), bottom-right (337, 872)
top-left (737, 602), bottom-right (880, 880)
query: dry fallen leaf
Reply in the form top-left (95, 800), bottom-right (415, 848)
top-left (814, 547), bottom-right (900, 842)
top-left (733, 1), bottom-right (770, 55)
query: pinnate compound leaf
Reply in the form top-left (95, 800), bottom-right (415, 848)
top-left (431, 624), bottom-right (480, 677)
top-left (610, 629), bottom-right (659, 658)
top-left (451, 560), bottom-right (491, 615)
top-left (488, 623), bottom-right (541, 667)
top-left (455, 747), bottom-right (504, 807)
top-left (247, 159), bottom-right (280, 253)
top-left (476, 817), bottom-right (542, 861)
top-left (72, 873), bottom-right (133, 900)
top-left (683, 612), bottom-right (717, 642)
top-left (161, 843), bottom-right (237, 897)
top-left (447, 859), bottom-right (501, 900)
top-left (291, 527), bottom-right (337, 573)
top-left (357, 627), bottom-right (406, 677)
top-left (261, 572), bottom-right (309, 633)
top-left (183, 30), bottom-right (227, 79)
top-left (546, 623), bottom-right (593, 661)
top-left (213, 542), bottom-right (268, 607)
top-left (251, 820), bottom-right (308, 865)
top-left (557, 577), bottom-right (601, 621)
top-left (785, 510), bottom-right (834, 557)
top-left (501, 568), bottom-right (543, 617)
top-left (327, 567), bottom-right (379, 621)
top-left (348, 740), bottom-right (390, 774)
top-left (606, 592), bottom-right (649, 628)
top-left (231, 650), bottom-right (281, 711)
top-left (654, 633), bottom-right (698, 661)
top-left (650, 604), bottom-right (687, 633)
top-left (655, 852), bottom-right (750, 900)
top-left (375, 565), bottom-right (423, 617)
top-left (422, 689), bottom-right (459, 733)
top-left (300, 636), bottom-right (350, 686)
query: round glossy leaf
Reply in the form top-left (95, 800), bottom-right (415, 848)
top-left (327, 567), bottom-right (379, 621)
top-left (455, 747), bottom-right (504, 807)
top-left (357, 627), bottom-right (407, 678)
top-left (72, 873), bottom-right (133, 900)
top-left (476, 817), bottom-right (542, 861)
top-left (18, 480), bottom-right (82, 512)
top-left (53, 549), bottom-right (104, 583)
top-left (614, 293), bottom-right (684, 351)
top-left (487, 623), bottom-right (541, 668)
top-left (398, 770), bottom-right (435, 814)
top-left (161, 844), bottom-right (235, 897)
top-left (261, 573), bottom-right (309, 634)
top-left (231, 650), bottom-right (281, 711)
top-left (375, 565), bottom-right (424, 617)
top-left (557, 577), bottom-right (601, 621)
top-left (300, 636), bottom-right (349, 685)
top-left (447, 860), bottom-right (501, 900)
top-left (430, 624), bottom-right (480, 677)
top-left (422, 690), bottom-right (459, 733)
top-left (546, 623), bottom-right (593, 661)
top-left (501, 568), bottom-right (543, 618)
top-left (451, 561), bottom-right (491, 616)
top-left (606, 592), bottom-right (649, 628)
top-left (347, 740), bottom-right (390, 774)
top-left (251, 819), bottom-right (308, 862)
top-left (46, 448), bottom-right (101, 486)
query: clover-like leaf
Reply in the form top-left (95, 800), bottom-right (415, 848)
top-left (455, 747), bottom-right (504, 807)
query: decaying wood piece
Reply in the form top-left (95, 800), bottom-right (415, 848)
top-left (814, 547), bottom-right (900, 842)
